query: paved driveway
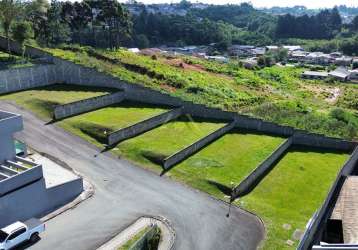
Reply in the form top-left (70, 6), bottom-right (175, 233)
top-left (1, 102), bottom-right (265, 250)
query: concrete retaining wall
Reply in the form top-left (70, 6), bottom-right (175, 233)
top-left (163, 121), bottom-right (236, 170)
top-left (53, 92), bottom-right (125, 120)
top-left (298, 147), bottom-right (358, 250)
top-left (231, 137), bottom-right (293, 200)
top-left (293, 131), bottom-right (356, 152)
top-left (0, 165), bottom-right (43, 196)
top-left (108, 107), bottom-right (183, 146)
top-left (0, 177), bottom-right (83, 228)
top-left (0, 65), bottom-right (59, 94)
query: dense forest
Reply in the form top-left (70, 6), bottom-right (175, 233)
top-left (0, 0), bottom-right (357, 54)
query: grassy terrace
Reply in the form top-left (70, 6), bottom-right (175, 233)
top-left (168, 131), bottom-right (285, 198)
top-left (116, 117), bottom-right (226, 165)
top-left (62, 102), bottom-right (169, 145)
top-left (239, 147), bottom-right (349, 249)
top-left (0, 84), bottom-right (112, 119)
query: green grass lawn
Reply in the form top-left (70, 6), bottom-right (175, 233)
top-left (170, 131), bottom-right (285, 199)
top-left (0, 84), bottom-right (113, 119)
top-left (115, 117), bottom-right (226, 166)
top-left (238, 147), bottom-right (349, 250)
top-left (61, 101), bottom-right (169, 145)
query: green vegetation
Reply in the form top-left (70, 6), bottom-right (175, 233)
top-left (0, 51), bottom-right (33, 69)
top-left (239, 147), bottom-right (349, 249)
top-left (117, 118), bottom-right (225, 164)
top-left (164, 131), bottom-right (285, 198)
top-left (62, 102), bottom-right (168, 144)
top-left (0, 84), bottom-right (112, 119)
top-left (46, 47), bottom-right (358, 140)
top-left (118, 226), bottom-right (150, 250)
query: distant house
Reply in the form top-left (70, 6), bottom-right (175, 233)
top-left (207, 56), bottom-right (229, 63)
top-left (335, 56), bottom-right (353, 66)
top-left (128, 48), bottom-right (140, 53)
top-left (251, 47), bottom-right (266, 56)
top-left (265, 45), bottom-right (279, 51)
top-left (242, 58), bottom-right (258, 69)
top-left (330, 52), bottom-right (343, 58)
top-left (289, 51), bottom-right (309, 62)
top-left (328, 67), bottom-right (351, 81)
top-left (349, 69), bottom-right (358, 80)
top-left (306, 52), bottom-right (332, 65)
top-left (283, 45), bottom-right (304, 52)
top-left (229, 45), bottom-right (255, 56)
top-left (301, 71), bottom-right (328, 80)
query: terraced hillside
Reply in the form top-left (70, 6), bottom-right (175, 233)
top-left (47, 46), bottom-right (358, 140)
top-left (0, 84), bottom-right (351, 249)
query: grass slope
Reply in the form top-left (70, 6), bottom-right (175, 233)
top-left (46, 46), bottom-right (358, 140)
top-left (0, 84), bottom-right (113, 119)
top-left (239, 147), bottom-right (349, 249)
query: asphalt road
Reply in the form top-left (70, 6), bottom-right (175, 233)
top-left (1, 102), bottom-right (265, 250)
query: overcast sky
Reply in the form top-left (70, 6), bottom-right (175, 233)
top-left (117, 0), bottom-right (358, 9)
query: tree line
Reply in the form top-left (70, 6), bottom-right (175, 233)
top-left (0, 0), bottom-right (357, 54)
top-left (0, 0), bottom-right (132, 50)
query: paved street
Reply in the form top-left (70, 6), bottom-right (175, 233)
top-left (1, 102), bottom-right (264, 250)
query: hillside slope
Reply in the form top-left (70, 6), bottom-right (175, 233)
top-left (47, 46), bottom-right (358, 140)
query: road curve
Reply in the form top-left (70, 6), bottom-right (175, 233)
top-left (1, 101), bottom-right (265, 250)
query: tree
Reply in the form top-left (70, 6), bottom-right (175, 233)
top-left (12, 21), bottom-right (33, 57)
top-left (135, 34), bottom-right (149, 49)
top-left (351, 15), bottom-right (358, 31)
top-left (0, 0), bottom-right (23, 52)
top-left (46, 0), bottom-right (70, 45)
top-left (26, 0), bottom-right (49, 41)
top-left (96, 0), bottom-right (132, 49)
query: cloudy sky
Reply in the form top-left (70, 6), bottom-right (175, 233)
top-left (119, 0), bottom-right (358, 9)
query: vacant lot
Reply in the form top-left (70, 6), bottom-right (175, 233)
top-left (171, 131), bottom-right (285, 198)
top-left (62, 102), bottom-right (168, 145)
top-left (116, 118), bottom-right (226, 166)
top-left (239, 147), bottom-right (349, 249)
top-left (0, 84), bottom-right (112, 119)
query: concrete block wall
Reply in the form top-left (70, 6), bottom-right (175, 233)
top-left (293, 131), bottom-right (356, 152)
top-left (163, 121), bottom-right (236, 170)
top-left (108, 107), bottom-right (183, 146)
top-left (0, 177), bottom-right (83, 228)
top-left (0, 65), bottom-right (59, 94)
top-left (231, 137), bottom-right (293, 200)
top-left (0, 165), bottom-right (43, 196)
top-left (54, 92), bottom-right (125, 120)
top-left (298, 147), bottom-right (358, 250)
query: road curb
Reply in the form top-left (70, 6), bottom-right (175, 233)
top-left (97, 215), bottom-right (176, 250)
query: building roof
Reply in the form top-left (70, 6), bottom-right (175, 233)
top-left (128, 48), bottom-right (140, 53)
top-left (283, 45), bottom-right (303, 51)
top-left (266, 45), bottom-right (279, 50)
top-left (302, 71), bottom-right (328, 77)
top-left (329, 67), bottom-right (351, 79)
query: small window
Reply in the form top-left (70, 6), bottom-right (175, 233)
top-left (7, 228), bottom-right (26, 241)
